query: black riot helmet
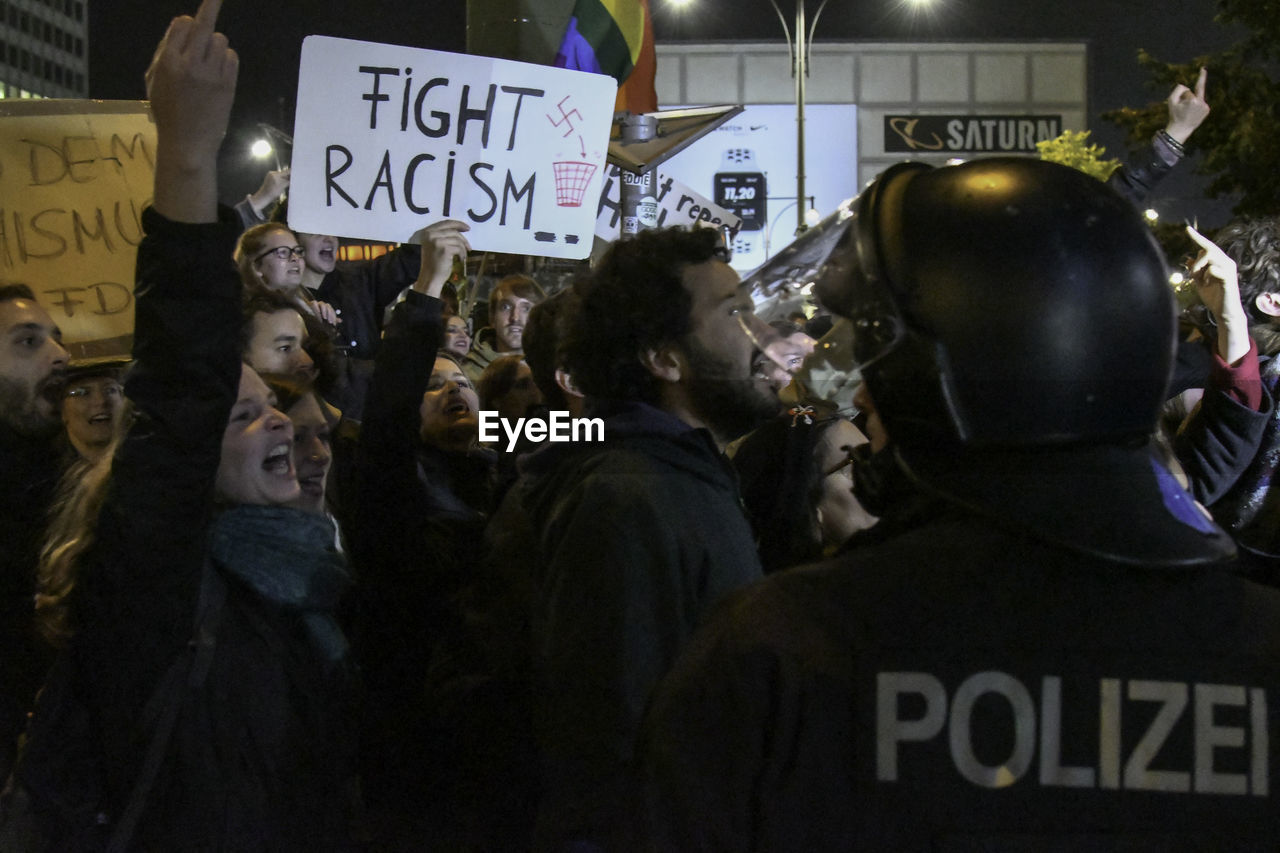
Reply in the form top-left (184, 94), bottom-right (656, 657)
top-left (813, 157), bottom-right (1234, 566)
top-left (816, 157), bottom-right (1177, 449)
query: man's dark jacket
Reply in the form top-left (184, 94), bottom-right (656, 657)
top-left (0, 425), bottom-right (60, 781)
top-left (313, 245), bottom-right (420, 421)
top-left (490, 400), bottom-right (763, 850)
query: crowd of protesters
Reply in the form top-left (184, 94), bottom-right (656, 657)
top-left (4, 1), bottom-right (1280, 850)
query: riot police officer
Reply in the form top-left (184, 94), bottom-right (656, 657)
top-left (635, 157), bottom-right (1280, 850)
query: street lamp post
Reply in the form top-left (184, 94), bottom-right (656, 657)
top-left (669, 0), bottom-right (935, 238)
top-left (767, 0), bottom-right (833, 237)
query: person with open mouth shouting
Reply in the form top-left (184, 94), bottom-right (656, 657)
top-left (13, 2), bottom-right (364, 847)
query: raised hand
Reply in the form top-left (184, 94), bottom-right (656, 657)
top-left (1165, 67), bottom-right (1209, 146)
top-left (412, 220), bottom-right (472, 298)
top-left (248, 167), bottom-right (292, 217)
top-left (147, 0), bottom-right (238, 222)
top-left (313, 299), bottom-right (341, 327)
top-left (1187, 223), bottom-right (1249, 365)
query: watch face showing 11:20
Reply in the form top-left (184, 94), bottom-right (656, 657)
top-left (714, 171), bottom-right (767, 231)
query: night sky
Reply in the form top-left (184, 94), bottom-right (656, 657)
top-left (88, 0), bottom-right (1239, 221)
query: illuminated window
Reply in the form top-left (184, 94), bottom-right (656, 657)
top-left (338, 244), bottom-right (397, 262)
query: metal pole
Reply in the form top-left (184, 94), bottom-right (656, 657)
top-left (618, 113), bottom-right (660, 238)
top-left (794, 0), bottom-right (808, 235)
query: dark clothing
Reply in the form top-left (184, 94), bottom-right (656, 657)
top-left (1173, 340), bottom-right (1272, 506)
top-left (1106, 132), bottom-right (1181, 207)
top-left (20, 207), bottom-right (363, 850)
top-left (348, 288), bottom-right (497, 840)
top-left (1167, 337), bottom-right (1280, 581)
top-left (501, 400), bottom-right (763, 849)
top-left (313, 247), bottom-right (420, 421)
top-left (314, 248), bottom-right (421, 362)
top-left (1170, 335), bottom-right (1216, 399)
top-left (1210, 354), bottom-right (1280, 565)
top-left (461, 327), bottom-right (505, 384)
top-left (349, 290), bottom-right (452, 676)
top-left (0, 425), bottom-right (60, 781)
top-left (638, 500), bottom-right (1280, 850)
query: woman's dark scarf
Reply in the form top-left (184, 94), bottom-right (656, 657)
top-left (209, 505), bottom-right (352, 662)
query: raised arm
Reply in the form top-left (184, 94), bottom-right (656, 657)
top-left (1107, 69), bottom-right (1209, 205)
top-left (236, 166), bottom-right (291, 229)
top-left (146, 0), bottom-right (238, 224)
top-left (103, 0), bottom-right (243, 608)
top-left (1188, 224), bottom-right (1250, 366)
top-left (353, 221), bottom-right (468, 468)
top-left (1171, 225), bottom-right (1267, 504)
top-left (1163, 67), bottom-right (1210, 146)
top-left (411, 220), bottom-right (471, 300)
top-left (62, 0), bottom-right (247, 741)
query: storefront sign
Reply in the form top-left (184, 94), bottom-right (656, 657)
top-left (885, 115), bottom-right (1062, 154)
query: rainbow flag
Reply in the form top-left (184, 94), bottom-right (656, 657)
top-left (554, 0), bottom-right (657, 114)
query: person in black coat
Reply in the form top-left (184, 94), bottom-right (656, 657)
top-left (481, 227), bottom-right (777, 850)
top-left (17, 4), bottom-right (363, 848)
top-left (636, 158), bottom-right (1280, 850)
top-left (0, 283), bottom-right (68, 785)
top-left (343, 219), bottom-right (485, 844)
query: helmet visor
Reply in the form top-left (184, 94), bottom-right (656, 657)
top-left (810, 166), bottom-right (920, 374)
top-left (795, 177), bottom-right (912, 413)
top-left (789, 317), bottom-right (861, 415)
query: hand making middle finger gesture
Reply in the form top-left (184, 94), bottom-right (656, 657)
top-left (146, 0), bottom-right (238, 164)
top-left (1188, 223), bottom-right (1249, 364)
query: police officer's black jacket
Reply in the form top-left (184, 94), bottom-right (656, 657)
top-left (637, 500), bottom-right (1280, 850)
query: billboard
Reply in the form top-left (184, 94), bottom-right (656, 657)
top-left (661, 103), bottom-right (858, 272)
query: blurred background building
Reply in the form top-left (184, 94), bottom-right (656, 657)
top-left (0, 0), bottom-right (88, 99)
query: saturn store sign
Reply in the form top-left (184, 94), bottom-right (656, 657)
top-left (884, 115), bottom-right (1062, 154)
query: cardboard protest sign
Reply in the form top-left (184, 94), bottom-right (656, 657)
top-left (290, 37), bottom-right (616, 260)
top-left (594, 164), bottom-right (742, 243)
top-left (0, 100), bottom-right (154, 359)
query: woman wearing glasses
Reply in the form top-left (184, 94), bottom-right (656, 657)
top-left (234, 222), bottom-right (341, 328)
top-left (732, 406), bottom-right (879, 573)
top-left (234, 223), bottom-right (350, 413)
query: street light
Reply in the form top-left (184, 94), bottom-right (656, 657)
top-left (766, 0), bottom-right (830, 236)
top-left (255, 122), bottom-right (295, 171)
top-left (667, 0), bottom-right (937, 235)
top-left (770, 0), bottom-right (935, 234)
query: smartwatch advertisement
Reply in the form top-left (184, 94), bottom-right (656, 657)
top-left (714, 149), bottom-right (767, 232)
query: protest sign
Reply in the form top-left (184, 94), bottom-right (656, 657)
top-left (594, 164), bottom-right (742, 243)
top-left (290, 37), bottom-right (616, 260)
top-left (0, 100), bottom-right (154, 358)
